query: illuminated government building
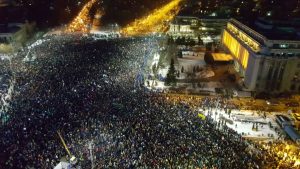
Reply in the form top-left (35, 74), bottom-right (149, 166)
top-left (222, 18), bottom-right (300, 93)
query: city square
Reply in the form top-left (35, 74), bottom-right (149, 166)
top-left (0, 0), bottom-right (300, 168)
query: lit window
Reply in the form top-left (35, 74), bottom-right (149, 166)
top-left (280, 44), bottom-right (288, 48)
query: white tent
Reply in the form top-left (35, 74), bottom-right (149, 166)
top-left (54, 162), bottom-right (71, 169)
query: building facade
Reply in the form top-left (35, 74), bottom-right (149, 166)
top-left (168, 16), bottom-right (227, 44)
top-left (0, 23), bottom-right (23, 43)
top-left (222, 18), bottom-right (300, 93)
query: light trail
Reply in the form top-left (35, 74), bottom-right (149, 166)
top-left (66, 0), bottom-right (102, 33)
top-left (121, 0), bottom-right (183, 36)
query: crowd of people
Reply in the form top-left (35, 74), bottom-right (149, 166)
top-left (0, 56), bottom-right (13, 122)
top-left (0, 34), bottom-right (296, 168)
top-left (257, 141), bottom-right (300, 169)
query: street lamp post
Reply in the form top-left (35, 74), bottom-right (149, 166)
top-left (88, 140), bottom-right (95, 169)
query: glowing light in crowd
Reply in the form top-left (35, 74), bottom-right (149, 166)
top-left (294, 160), bottom-right (300, 167)
top-left (261, 143), bottom-right (300, 168)
top-left (121, 0), bottom-right (183, 36)
top-left (66, 0), bottom-right (101, 33)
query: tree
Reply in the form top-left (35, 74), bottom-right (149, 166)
top-left (12, 21), bottom-right (36, 48)
top-left (198, 36), bottom-right (203, 45)
top-left (178, 36), bottom-right (185, 45)
top-left (175, 37), bottom-right (181, 44)
top-left (178, 51), bottom-right (183, 58)
top-left (193, 66), bottom-right (196, 73)
top-left (175, 36), bottom-right (185, 45)
top-left (185, 37), bottom-right (191, 46)
top-left (167, 36), bottom-right (175, 45)
top-left (189, 40), bottom-right (196, 46)
top-left (206, 42), bottom-right (213, 51)
top-left (164, 59), bottom-right (177, 86)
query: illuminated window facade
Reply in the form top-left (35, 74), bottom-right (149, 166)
top-left (227, 23), bottom-right (260, 52)
top-left (222, 30), bottom-right (249, 69)
top-left (221, 19), bottom-right (300, 93)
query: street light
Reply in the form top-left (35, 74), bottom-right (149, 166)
top-left (88, 140), bottom-right (95, 169)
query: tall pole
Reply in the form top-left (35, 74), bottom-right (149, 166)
top-left (88, 141), bottom-right (94, 169)
top-left (57, 131), bottom-right (72, 157)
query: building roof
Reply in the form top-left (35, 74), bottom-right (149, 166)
top-left (284, 125), bottom-right (300, 141)
top-left (276, 115), bottom-right (291, 123)
top-left (171, 18), bottom-right (191, 25)
top-left (0, 23), bottom-right (21, 34)
top-left (234, 18), bottom-right (300, 41)
top-left (211, 53), bottom-right (233, 62)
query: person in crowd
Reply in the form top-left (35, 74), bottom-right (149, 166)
top-left (0, 34), bottom-right (296, 169)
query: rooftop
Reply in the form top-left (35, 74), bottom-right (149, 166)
top-left (171, 18), bottom-right (192, 25)
top-left (0, 23), bottom-right (21, 34)
top-left (276, 115), bottom-right (291, 123)
top-left (211, 53), bottom-right (233, 62)
top-left (283, 125), bottom-right (300, 141)
top-left (234, 17), bottom-right (300, 41)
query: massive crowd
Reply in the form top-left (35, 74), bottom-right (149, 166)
top-left (0, 56), bottom-right (13, 122)
top-left (0, 34), bottom-right (295, 168)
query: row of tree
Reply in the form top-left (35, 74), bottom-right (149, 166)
top-left (164, 59), bottom-right (177, 86)
top-left (168, 36), bottom-right (204, 46)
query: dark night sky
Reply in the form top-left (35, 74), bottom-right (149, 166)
top-left (0, 0), bottom-right (171, 27)
top-left (0, 0), bottom-right (299, 28)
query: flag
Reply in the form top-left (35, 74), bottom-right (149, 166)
top-left (198, 113), bottom-right (206, 120)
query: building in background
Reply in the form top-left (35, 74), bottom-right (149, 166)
top-left (0, 23), bottom-right (23, 43)
top-left (221, 18), bottom-right (300, 93)
top-left (168, 16), bottom-right (227, 44)
top-left (168, 16), bottom-right (200, 43)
